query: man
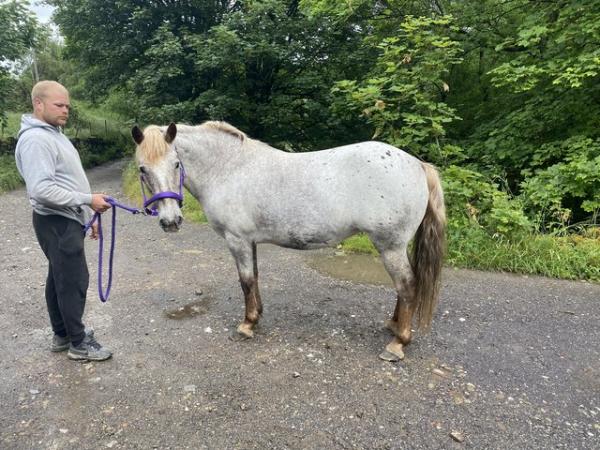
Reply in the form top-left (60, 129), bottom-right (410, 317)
top-left (15, 80), bottom-right (113, 361)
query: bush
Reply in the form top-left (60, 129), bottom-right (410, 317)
top-left (442, 165), bottom-right (532, 239)
top-left (519, 137), bottom-right (600, 230)
top-left (74, 136), bottom-right (131, 168)
top-left (0, 155), bottom-right (22, 192)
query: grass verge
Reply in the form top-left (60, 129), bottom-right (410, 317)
top-left (340, 227), bottom-right (600, 282)
top-left (445, 226), bottom-right (599, 281)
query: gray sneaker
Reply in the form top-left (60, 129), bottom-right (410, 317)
top-left (67, 334), bottom-right (112, 361)
top-left (51, 329), bottom-right (94, 352)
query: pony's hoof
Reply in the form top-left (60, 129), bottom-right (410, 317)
top-left (229, 324), bottom-right (254, 341)
top-left (379, 350), bottom-right (403, 362)
top-left (229, 330), bottom-right (250, 341)
top-left (379, 341), bottom-right (405, 361)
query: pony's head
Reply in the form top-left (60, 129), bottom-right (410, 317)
top-left (131, 123), bottom-right (183, 232)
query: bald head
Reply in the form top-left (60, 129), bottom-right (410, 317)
top-left (31, 80), bottom-right (69, 105)
top-left (31, 81), bottom-right (71, 127)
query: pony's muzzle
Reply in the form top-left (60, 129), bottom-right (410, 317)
top-left (160, 215), bottom-right (183, 232)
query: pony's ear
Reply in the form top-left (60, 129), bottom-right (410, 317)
top-left (165, 122), bottom-right (177, 144)
top-left (131, 125), bottom-right (144, 145)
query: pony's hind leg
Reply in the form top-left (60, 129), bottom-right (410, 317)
top-left (225, 234), bottom-right (262, 340)
top-left (377, 245), bottom-right (416, 362)
top-left (252, 242), bottom-right (263, 316)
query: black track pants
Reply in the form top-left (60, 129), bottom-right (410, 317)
top-left (32, 213), bottom-right (88, 344)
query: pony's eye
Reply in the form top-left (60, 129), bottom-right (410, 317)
top-left (139, 165), bottom-right (147, 174)
top-left (175, 161), bottom-right (180, 169)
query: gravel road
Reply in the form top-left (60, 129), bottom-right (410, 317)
top-left (1, 160), bottom-right (599, 449)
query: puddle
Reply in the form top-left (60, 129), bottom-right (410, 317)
top-left (307, 252), bottom-right (392, 286)
top-left (164, 298), bottom-right (211, 320)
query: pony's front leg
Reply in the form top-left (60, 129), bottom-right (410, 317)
top-left (225, 234), bottom-right (262, 340)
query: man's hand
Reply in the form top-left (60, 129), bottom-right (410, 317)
top-left (91, 193), bottom-right (111, 213)
top-left (89, 222), bottom-right (100, 240)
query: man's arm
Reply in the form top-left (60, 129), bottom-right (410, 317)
top-left (17, 136), bottom-right (93, 207)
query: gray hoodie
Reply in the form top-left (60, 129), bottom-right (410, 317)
top-left (15, 114), bottom-right (93, 225)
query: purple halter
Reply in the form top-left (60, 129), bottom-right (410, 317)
top-left (140, 161), bottom-right (186, 216)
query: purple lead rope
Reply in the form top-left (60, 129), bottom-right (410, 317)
top-left (85, 161), bottom-right (185, 302)
top-left (84, 197), bottom-right (144, 302)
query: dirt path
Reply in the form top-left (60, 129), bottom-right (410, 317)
top-left (1, 161), bottom-right (599, 449)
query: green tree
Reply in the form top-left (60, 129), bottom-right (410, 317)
top-left (51, 0), bottom-right (372, 147)
top-left (190, 0), bottom-right (371, 147)
top-left (452, 0), bottom-right (600, 226)
top-left (331, 15), bottom-right (463, 164)
top-left (48, 0), bottom-right (235, 101)
top-left (0, 0), bottom-right (39, 127)
top-left (11, 35), bottom-right (77, 113)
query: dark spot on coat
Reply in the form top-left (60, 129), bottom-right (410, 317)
top-left (386, 150), bottom-right (391, 156)
top-left (284, 231), bottom-right (324, 250)
top-left (282, 236), bottom-right (307, 250)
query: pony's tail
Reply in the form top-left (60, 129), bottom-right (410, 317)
top-left (411, 162), bottom-right (446, 330)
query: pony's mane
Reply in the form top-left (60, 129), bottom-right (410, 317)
top-left (199, 121), bottom-right (246, 142)
top-left (138, 121), bottom-right (248, 163)
top-left (137, 125), bottom-right (169, 164)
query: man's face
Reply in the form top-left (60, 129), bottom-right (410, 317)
top-left (34, 88), bottom-right (70, 127)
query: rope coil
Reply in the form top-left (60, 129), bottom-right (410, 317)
top-left (84, 198), bottom-right (144, 302)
